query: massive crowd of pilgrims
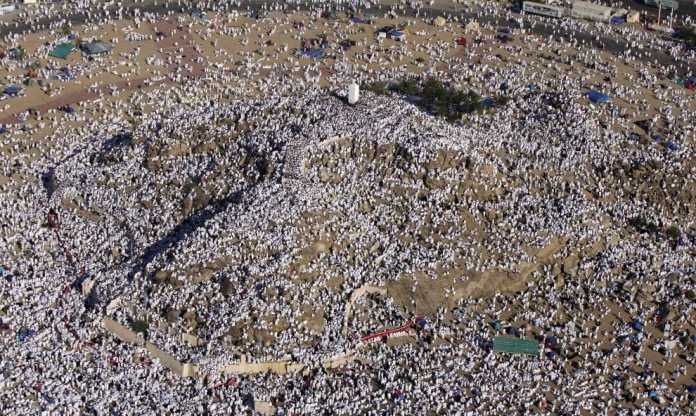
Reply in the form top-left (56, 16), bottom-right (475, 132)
top-left (0, 0), bottom-right (694, 415)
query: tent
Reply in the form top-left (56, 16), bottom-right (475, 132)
top-left (71, 271), bottom-right (90, 292)
top-left (363, 12), bottom-right (378, 23)
top-left (191, 9), bottom-right (209, 21)
top-left (493, 336), bottom-right (540, 356)
top-left (242, 393), bottom-right (255, 409)
top-left (339, 39), bottom-right (356, 50)
top-left (635, 119), bottom-right (651, 132)
top-left (322, 10), bottom-right (338, 20)
top-left (4, 85), bottom-right (22, 96)
top-left (55, 66), bottom-right (76, 81)
top-left (685, 76), bottom-right (696, 90)
top-left (299, 48), bottom-right (324, 59)
top-left (387, 29), bottom-right (406, 41)
top-left (665, 140), bottom-right (678, 151)
top-left (586, 90), bottom-right (609, 103)
top-left (544, 335), bottom-right (559, 350)
top-left (49, 42), bottom-right (74, 59)
top-left (81, 40), bottom-right (112, 56)
top-left (465, 21), bottom-right (480, 33)
top-left (17, 327), bottom-right (35, 343)
top-left (8, 47), bottom-right (24, 60)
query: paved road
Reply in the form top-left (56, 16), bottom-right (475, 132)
top-left (0, 1), bottom-right (691, 75)
top-left (619, 0), bottom-right (696, 20)
top-left (403, 2), bottom-right (691, 76)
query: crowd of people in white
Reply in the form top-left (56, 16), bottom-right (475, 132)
top-left (0, 0), bottom-right (694, 415)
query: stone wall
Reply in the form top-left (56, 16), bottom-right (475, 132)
top-left (103, 318), bottom-right (144, 347)
top-left (102, 318), bottom-right (197, 378)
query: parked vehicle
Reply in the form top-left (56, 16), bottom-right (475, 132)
top-left (522, 1), bottom-right (565, 18)
top-left (571, 1), bottom-right (612, 23)
top-left (644, 0), bottom-right (679, 10)
top-left (0, 3), bottom-right (16, 15)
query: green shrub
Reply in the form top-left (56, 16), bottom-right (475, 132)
top-left (674, 27), bottom-right (696, 48)
top-left (421, 77), bottom-right (447, 104)
top-left (629, 216), bottom-right (659, 234)
top-left (130, 319), bottom-right (148, 335)
top-left (393, 78), bottom-right (420, 96)
top-left (494, 95), bottom-right (511, 106)
top-left (666, 225), bottom-right (680, 240)
top-left (364, 77), bottom-right (487, 121)
top-left (363, 81), bottom-right (390, 95)
top-left (457, 90), bottom-right (483, 114)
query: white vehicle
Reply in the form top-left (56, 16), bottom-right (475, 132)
top-left (648, 23), bottom-right (675, 34)
top-left (522, 1), bottom-right (565, 18)
top-left (0, 3), bottom-right (15, 14)
top-left (571, 1), bottom-right (613, 23)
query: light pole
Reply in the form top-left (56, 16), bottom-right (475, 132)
top-left (657, 1), bottom-right (662, 25)
top-left (669, 4), bottom-right (674, 28)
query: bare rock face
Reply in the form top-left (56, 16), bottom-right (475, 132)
top-left (456, 269), bottom-right (528, 299)
top-left (154, 269), bottom-right (172, 283)
top-left (193, 141), bottom-right (218, 154)
top-left (145, 156), bottom-right (161, 172)
top-left (163, 142), bottom-right (191, 158)
top-left (563, 254), bottom-right (580, 277)
top-left (186, 256), bottom-right (235, 283)
top-left (313, 240), bottom-right (332, 254)
top-left (181, 194), bottom-right (193, 218)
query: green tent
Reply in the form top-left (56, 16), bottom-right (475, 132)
top-left (49, 42), bottom-right (74, 59)
top-left (9, 47), bottom-right (25, 60)
top-left (493, 336), bottom-right (540, 356)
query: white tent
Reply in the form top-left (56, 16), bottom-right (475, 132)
top-left (433, 16), bottom-right (446, 27)
top-left (465, 21), bottom-right (480, 33)
top-left (348, 82), bottom-right (360, 105)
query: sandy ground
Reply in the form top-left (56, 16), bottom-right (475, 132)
top-left (1, 11), bottom-right (695, 409)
